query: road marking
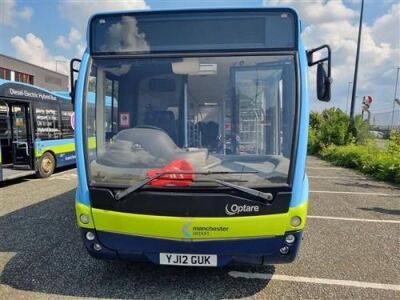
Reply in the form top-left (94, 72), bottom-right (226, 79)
top-left (310, 190), bottom-right (400, 197)
top-left (308, 215), bottom-right (400, 224)
top-left (52, 169), bottom-right (76, 176)
top-left (308, 175), bottom-right (369, 180)
top-left (307, 167), bottom-right (345, 170)
top-left (228, 271), bottom-right (400, 291)
top-left (48, 173), bottom-right (77, 181)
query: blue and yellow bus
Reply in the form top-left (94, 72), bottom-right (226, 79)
top-left (72, 8), bottom-right (331, 266)
top-left (0, 80), bottom-right (75, 181)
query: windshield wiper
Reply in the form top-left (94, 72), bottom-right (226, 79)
top-left (114, 171), bottom-right (265, 201)
top-left (195, 178), bottom-right (273, 202)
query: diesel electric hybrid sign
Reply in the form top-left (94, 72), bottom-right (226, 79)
top-left (0, 82), bottom-right (62, 102)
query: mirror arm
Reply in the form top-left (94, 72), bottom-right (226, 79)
top-left (307, 44), bottom-right (332, 78)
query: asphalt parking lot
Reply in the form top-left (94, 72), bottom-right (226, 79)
top-left (0, 156), bottom-right (399, 299)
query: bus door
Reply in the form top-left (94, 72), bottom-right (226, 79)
top-left (10, 103), bottom-right (32, 168)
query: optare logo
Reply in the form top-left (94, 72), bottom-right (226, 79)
top-left (225, 204), bottom-right (260, 216)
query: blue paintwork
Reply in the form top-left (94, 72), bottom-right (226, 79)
top-left (55, 152), bottom-right (76, 167)
top-left (81, 229), bottom-right (302, 266)
top-left (289, 37), bottom-right (310, 208)
top-left (75, 52), bottom-right (91, 205)
top-left (53, 91), bottom-right (71, 99)
top-left (75, 8), bottom-right (309, 223)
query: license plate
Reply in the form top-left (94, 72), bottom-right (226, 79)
top-left (159, 253), bottom-right (217, 266)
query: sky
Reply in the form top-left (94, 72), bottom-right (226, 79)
top-left (0, 0), bottom-right (399, 113)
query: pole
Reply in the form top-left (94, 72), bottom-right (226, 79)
top-left (390, 67), bottom-right (400, 129)
top-left (350, 0), bottom-right (364, 120)
top-left (346, 81), bottom-right (352, 114)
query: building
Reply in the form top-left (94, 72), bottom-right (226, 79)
top-left (0, 54), bottom-right (68, 91)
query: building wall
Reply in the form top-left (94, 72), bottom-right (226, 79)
top-left (0, 54), bottom-right (68, 91)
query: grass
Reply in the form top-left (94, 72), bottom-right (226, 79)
top-left (318, 141), bottom-right (400, 184)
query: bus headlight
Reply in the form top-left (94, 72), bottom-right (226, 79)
top-left (280, 246), bottom-right (290, 255)
top-left (80, 214), bottom-right (90, 224)
top-left (85, 231), bottom-right (95, 241)
top-left (93, 243), bottom-right (102, 251)
top-left (285, 234), bottom-right (296, 244)
top-left (290, 216), bottom-right (302, 227)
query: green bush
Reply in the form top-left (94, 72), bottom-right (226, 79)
top-left (308, 108), bottom-right (370, 151)
top-left (308, 108), bottom-right (399, 183)
top-left (320, 142), bottom-right (400, 183)
top-left (388, 130), bottom-right (400, 154)
top-left (353, 115), bottom-right (371, 144)
top-left (319, 108), bottom-right (351, 146)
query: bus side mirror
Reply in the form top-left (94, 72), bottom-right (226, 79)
top-left (307, 45), bottom-right (332, 102)
top-left (317, 62), bottom-right (331, 102)
top-left (70, 58), bottom-right (82, 109)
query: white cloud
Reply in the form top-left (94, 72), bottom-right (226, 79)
top-left (55, 27), bottom-right (85, 57)
top-left (371, 3), bottom-right (400, 49)
top-left (56, 0), bottom-right (149, 58)
top-left (264, 0), bottom-right (400, 114)
top-left (55, 35), bottom-right (70, 50)
top-left (0, 0), bottom-right (33, 26)
top-left (59, 0), bottom-right (149, 33)
top-left (304, 20), bottom-right (398, 113)
top-left (75, 43), bottom-right (86, 58)
top-left (11, 33), bottom-right (69, 75)
top-left (265, 0), bottom-right (357, 23)
top-left (68, 27), bottom-right (82, 44)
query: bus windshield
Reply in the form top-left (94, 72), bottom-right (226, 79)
top-left (86, 55), bottom-right (296, 187)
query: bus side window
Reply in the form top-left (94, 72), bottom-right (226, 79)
top-left (0, 101), bottom-right (10, 139)
top-left (104, 77), bottom-right (118, 141)
top-left (34, 104), bottom-right (61, 140)
top-left (60, 107), bottom-right (74, 139)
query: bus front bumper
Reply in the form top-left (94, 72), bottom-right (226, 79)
top-left (80, 229), bottom-right (303, 266)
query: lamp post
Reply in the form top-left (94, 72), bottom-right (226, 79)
top-left (350, 0), bottom-right (364, 121)
top-left (390, 67), bottom-right (400, 129)
top-left (346, 81), bottom-right (352, 114)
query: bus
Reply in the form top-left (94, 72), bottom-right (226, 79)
top-left (72, 8), bottom-right (331, 266)
top-left (0, 79), bottom-right (75, 182)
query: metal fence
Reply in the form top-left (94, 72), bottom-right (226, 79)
top-left (370, 110), bottom-right (400, 131)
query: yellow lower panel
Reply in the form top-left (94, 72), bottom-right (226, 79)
top-left (76, 202), bottom-right (95, 229)
top-left (91, 202), bottom-right (308, 240)
top-left (35, 143), bottom-right (75, 156)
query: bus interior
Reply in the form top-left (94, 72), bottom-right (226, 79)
top-left (89, 55), bottom-right (296, 187)
top-left (0, 100), bottom-right (36, 180)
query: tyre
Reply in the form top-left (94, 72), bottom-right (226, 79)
top-left (36, 152), bottom-right (56, 178)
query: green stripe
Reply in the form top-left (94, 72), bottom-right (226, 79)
top-left (35, 143), bottom-right (75, 156)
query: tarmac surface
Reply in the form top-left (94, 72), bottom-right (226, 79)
top-left (0, 156), bottom-right (399, 299)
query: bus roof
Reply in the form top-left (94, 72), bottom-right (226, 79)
top-left (0, 79), bottom-right (70, 102)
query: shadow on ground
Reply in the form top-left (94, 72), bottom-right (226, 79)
top-left (334, 181), bottom-right (400, 191)
top-left (358, 207), bottom-right (400, 216)
top-left (0, 190), bottom-right (272, 299)
top-left (0, 165), bottom-right (76, 188)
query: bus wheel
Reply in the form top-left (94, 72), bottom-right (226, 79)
top-left (36, 152), bottom-right (56, 178)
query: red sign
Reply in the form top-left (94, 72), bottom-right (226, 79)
top-left (119, 112), bottom-right (130, 128)
top-left (362, 96), bottom-right (373, 105)
top-left (362, 96), bottom-right (373, 110)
